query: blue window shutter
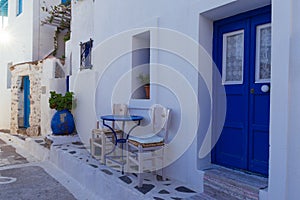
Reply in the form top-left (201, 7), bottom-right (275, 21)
top-left (0, 0), bottom-right (8, 16)
top-left (17, 0), bottom-right (23, 16)
top-left (61, 0), bottom-right (71, 4)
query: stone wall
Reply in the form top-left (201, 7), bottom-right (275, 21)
top-left (10, 61), bottom-right (43, 136)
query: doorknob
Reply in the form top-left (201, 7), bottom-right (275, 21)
top-left (250, 88), bottom-right (255, 94)
top-left (261, 85), bottom-right (270, 93)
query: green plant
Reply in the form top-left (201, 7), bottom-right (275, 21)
top-left (137, 73), bottom-right (150, 85)
top-left (49, 91), bottom-right (74, 111)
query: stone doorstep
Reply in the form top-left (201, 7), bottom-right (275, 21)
top-left (202, 167), bottom-right (268, 200)
top-left (204, 176), bottom-right (259, 199)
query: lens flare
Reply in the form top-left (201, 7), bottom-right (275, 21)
top-left (0, 30), bottom-right (10, 44)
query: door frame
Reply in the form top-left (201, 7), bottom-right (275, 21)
top-left (211, 5), bottom-right (271, 175)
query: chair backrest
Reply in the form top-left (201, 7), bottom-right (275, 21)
top-left (151, 105), bottom-right (171, 142)
top-left (96, 104), bottom-right (128, 129)
top-left (112, 103), bottom-right (128, 129)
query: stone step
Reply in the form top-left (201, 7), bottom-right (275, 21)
top-left (203, 166), bottom-right (268, 200)
top-left (186, 192), bottom-right (217, 200)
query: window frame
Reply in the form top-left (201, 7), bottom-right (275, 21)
top-left (80, 38), bottom-right (93, 70)
top-left (16, 0), bottom-right (23, 16)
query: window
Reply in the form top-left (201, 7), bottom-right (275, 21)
top-left (61, 0), bottom-right (71, 5)
top-left (222, 29), bottom-right (244, 85)
top-left (0, 0), bottom-right (8, 17)
top-left (16, 0), bottom-right (23, 16)
top-left (7, 62), bottom-right (12, 89)
top-left (80, 39), bottom-right (93, 70)
top-left (255, 23), bottom-right (271, 83)
top-left (132, 31), bottom-right (150, 99)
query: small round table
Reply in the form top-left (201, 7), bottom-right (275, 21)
top-left (100, 115), bottom-right (143, 173)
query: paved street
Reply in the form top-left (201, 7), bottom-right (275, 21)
top-left (0, 138), bottom-right (76, 200)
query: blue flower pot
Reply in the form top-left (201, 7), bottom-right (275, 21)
top-left (51, 109), bottom-right (75, 135)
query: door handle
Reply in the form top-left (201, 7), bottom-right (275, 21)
top-left (250, 88), bottom-right (255, 94)
top-left (261, 85), bottom-right (270, 93)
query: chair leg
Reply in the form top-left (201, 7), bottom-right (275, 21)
top-left (125, 143), bottom-right (129, 174)
top-left (161, 148), bottom-right (166, 181)
top-left (101, 134), bottom-right (106, 164)
top-left (138, 145), bottom-right (143, 188)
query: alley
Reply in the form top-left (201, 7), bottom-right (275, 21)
top-left (0, 137), bottom-right (76, 200)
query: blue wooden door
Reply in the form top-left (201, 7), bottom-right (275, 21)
top-left (212, 6), bottom-right (271, 175)
top-left (23, 76), bottom-right (30, 128)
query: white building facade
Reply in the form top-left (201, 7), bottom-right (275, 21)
top-left (66, 0), bottom-right (300, 199)
top-left (0, 0), bottom-right (66, 132)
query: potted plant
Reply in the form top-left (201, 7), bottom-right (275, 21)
top-left (137, 73), bottom-right (150, 99)
top-left (49, 91), bottom-right (75, 135)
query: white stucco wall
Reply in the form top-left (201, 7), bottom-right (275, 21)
top-left (68, 0), bottom-right (275, 190)
top-left (268, 0), bottom-right (300, 199)
top-left (67, 1), bottom-right (300, 198)
top-left (0, 0), bottom-right (62, 130)
top-left (40, 58), bottom-right (67, 136)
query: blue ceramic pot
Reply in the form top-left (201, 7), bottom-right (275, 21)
top-left (51, 109), bottom-right (75, 135)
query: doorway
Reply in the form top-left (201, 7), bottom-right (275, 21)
top-left (212, 6), bottom-right (271, 176)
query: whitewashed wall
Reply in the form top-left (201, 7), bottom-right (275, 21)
top-left (0, 0), bottom-right (60, 131)
top-left (68, 0), bottom-right (300, 198)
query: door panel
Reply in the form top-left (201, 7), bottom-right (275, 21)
top-left (248, 14), bottom-right (271, 175)
top-left (212, 6), bottom-right (271, 176)
top-left (23, 76), bottom-right (30, 128)
top-left (214, 22), bottom-right (249, 170)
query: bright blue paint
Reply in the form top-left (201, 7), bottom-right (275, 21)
top-left (61, 0), bottom-right (70, 4)
top-left (17, 0), bottom-right (22, 16)
top-left (212, 6), bottom-right (271, 176)
top-left (23, 76), bottom-right (30, 128)
top-left (0, 0), bottom-right (8, 16)
top-left (51, 110), bottom-right (75, 135)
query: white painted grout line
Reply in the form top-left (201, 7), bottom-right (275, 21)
top-left (0, 132), bottom-right (100, 200)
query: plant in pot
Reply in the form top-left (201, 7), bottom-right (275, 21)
top-left (137, 73), bottom-right (150, 99)
top-left (49, 91), bottom-right (75, 135)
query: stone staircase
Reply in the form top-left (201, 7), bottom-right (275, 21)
top-left (188, 166), bottom-right (268, 200)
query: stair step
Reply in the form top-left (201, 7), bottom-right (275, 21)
top-left (203, 167), bottom-right (268, 200)
top-left (185, 191), bottom-right (217, 200)
top-left (203, 184), bottom-right (239, 200)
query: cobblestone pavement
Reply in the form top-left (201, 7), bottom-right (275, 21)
top-left (0, 138), bottom-right (76, 200)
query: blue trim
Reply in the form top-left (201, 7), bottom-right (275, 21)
top-left (66, 76), bottom-right (70, 92)
top-left (17, 0), bottom-right (23, 16)
top-left (23, 76), bottom-right (30, 128)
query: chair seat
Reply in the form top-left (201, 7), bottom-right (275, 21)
top-left (92, 128), bottom-right (123, 135)
top-left (128, 135), bottom-right (164, 148)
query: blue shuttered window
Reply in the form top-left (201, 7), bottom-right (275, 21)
top-left (61, 0), bottom-right (71, 5)
top-left (80, 39), bottom-right (93, 70)
top-left (0, 0), bottom-right (8, 16)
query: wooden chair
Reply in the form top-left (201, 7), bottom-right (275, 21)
top-left (126, 105), bottom-right (171, 187)
top-left (90, 104), bottom-right (128, 164)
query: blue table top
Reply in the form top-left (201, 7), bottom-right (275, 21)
top-left (100, 115), bottom-right (143, 121)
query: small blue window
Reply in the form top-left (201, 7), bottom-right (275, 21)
top-left (0, 0), bottom-right (8, 16)
top-left (61, 0), bottom-right (71, 4)
top-left (17, 0), bottom-right (23, 16)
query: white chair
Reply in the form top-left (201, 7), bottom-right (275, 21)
top-left (126, 105), bottom-right (171, 187)
top-left (91, 104), bottom-right (128, 164)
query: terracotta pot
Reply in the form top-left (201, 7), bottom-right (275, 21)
top-left (144, 85), bottom-right (150, 99)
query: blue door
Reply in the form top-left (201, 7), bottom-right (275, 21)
top-left (212, 6), bottom-right (271, 175)
top-left (23, 76), bottom-right (30, 128)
